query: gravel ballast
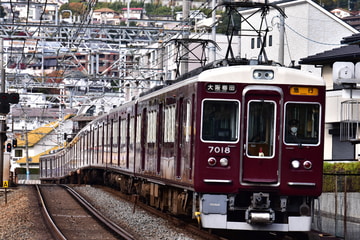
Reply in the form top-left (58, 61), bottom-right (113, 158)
top-left (0, 185), bottom-right (204, 240)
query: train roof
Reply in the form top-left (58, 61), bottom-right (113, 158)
top-left (197, 64), bottom-right (324, 86)
top-left (138, 61), bottom-right (324, 100)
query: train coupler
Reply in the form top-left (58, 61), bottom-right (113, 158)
top-left (245, 209), bottom-right (275, 224)
top-left (245, 192), bottom-right (275, 224)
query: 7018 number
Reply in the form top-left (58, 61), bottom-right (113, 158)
top-left (208, 146), bottom-right (231, 154)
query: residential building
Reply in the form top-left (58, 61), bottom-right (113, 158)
top-left (11, 114), bottom-right (74, 181)
top-left (121, 8), bottom-right (144, 21)
top-left (300, 33), bottom-right (360, 160)
top-left (92, 7), bottom-right (122, 25)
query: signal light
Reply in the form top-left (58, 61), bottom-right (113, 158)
top-left (12, 139), bottom-right (17, 148)
top-left (0, 93), bottom-right (20, 114)
top-left (6, 143), bottom-right (11, 152)
top-left (8, 93), bottom-right (20, 104)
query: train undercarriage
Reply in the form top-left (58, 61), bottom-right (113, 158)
top-left (41, 167), bottom-right (315, 232)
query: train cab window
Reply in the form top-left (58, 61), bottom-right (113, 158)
top-left (201, 100), bottom-right (239, 142)
top-left (284, 103), bottom-right (320, 145)
top-left (246, 100), bottom-right (275, 157)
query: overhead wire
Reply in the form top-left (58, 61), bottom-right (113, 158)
top-left (285, 22), bottom-right (342, 46)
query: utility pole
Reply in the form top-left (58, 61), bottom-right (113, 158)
top-left (211, 0), bottom-right (216, 62)
top-left (25, 122), bottom-right (29, 180)
top-left (278, 9), bottom-right (285, 65)
top-left (181, 0), bottom-right (189, 75)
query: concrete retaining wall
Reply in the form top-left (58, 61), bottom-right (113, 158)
top-left (312, 193), bottom-right (360, 240)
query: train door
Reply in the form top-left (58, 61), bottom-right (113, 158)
top-left (241, 86), bottom-right (282, 185)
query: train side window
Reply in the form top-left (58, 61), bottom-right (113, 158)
top-left (246, 100), bottom-right (275, 157)
top-left (130, 116), bottom-right (135, 143)
top-left (284, 103), bottom-right (320, 145)
top-left (147, 111), bottom-right (157, 143)
top-left (164, 105), bottom-right (176, 142)
top-left (201, 100), bottom-right (239, 142)
top-left (120, 119), bottom-right (127, 144)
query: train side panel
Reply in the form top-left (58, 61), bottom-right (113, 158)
top-left (134, 83), bottom-right (197, 186)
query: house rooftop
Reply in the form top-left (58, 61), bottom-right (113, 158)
top-left (16, 113), bottom-right (75, 148)
top-left (300, 34), bottom-right (360, 65)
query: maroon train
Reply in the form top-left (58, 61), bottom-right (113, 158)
top-left (40, 62), bottom-right (325, 232)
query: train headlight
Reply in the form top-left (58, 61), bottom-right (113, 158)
top-left (253, 70), bottom-right (274, 80)
top-left (291, 160), bottom-right (300, 169)
top-left (303, 160), bottom-right (312, 170)
top-left (219, 158), bottom-right (229, 167)
top-left (208, 157), bottom-right (217, 166)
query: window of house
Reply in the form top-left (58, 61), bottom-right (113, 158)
top-left (15, 149), bottom-right (22, 157)
top-left (257, 37), bottom-right (261, 48)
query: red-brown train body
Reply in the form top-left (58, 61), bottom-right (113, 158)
top-left (40, 63), bottom-right (325, 232)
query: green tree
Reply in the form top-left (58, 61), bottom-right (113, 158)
top-left (60, 2), bottom-right (86, 17)
top-left (145, 4), bottom-right (173, 16)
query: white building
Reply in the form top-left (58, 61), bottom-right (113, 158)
top-left (92, 7), bottom-right (122, 25)
top-left (237, 0), bottom-right (358, 67)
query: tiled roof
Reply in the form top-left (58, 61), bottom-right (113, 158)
top-left (94, 8), bottom-right (116, 13)
top-left (16, 114), bottom-right (74, 147)
top-left (17, 121), bottom-right (59, 147)
top-left (300, 33), bottom-right (360, 65)
top-left (300, 43), bottom-right (360, 65)
top-left (341, 33), bottom-right (360, 45)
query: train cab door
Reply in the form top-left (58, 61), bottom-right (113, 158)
top-left (241, 86), bottom-right (283, 185)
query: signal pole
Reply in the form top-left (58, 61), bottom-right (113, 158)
top-left (0, 38), bottom-right (5, 185)
top-left (0, 38), bottom-right (20, 185)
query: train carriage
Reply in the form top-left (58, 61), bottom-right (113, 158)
top-left (40, 63), bottom-right (325, 232)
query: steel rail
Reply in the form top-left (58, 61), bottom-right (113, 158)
top-left (62, 185), bottom-right (135, 240)
top-left (35, 184), bottom-right (67, 240)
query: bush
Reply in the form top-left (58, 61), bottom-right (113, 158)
top-left (323, 161), bottom-right (360, 192)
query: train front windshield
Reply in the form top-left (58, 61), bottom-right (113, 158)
top-left (285, 103), bottom-right (320, 145)
top-left (201, 100), bottom-right (239, 141)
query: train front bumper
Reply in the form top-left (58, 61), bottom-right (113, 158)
top-left (199, 193), bottom-right (312, 232)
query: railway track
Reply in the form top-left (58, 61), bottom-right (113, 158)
top-left (96, 186), bottom-right (342, 240)
top-left (35, 184), bottom-right (134, 240)
top-left (35, 184), bottom-right (342, 240)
